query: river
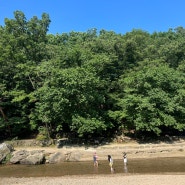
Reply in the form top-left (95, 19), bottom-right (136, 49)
top-left (0, 157), bottom-right (185, 177)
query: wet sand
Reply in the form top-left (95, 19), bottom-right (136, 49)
top-left (1, 174), bottom-right (185, 185)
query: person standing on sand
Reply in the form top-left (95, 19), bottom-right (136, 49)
top-left (93, 152), bottom-right (98, 167)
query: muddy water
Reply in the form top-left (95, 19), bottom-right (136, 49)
top-left (0, 157), bottom-right (185, 177)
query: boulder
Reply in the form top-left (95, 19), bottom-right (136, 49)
top-left (57, 138), bottom-right (68, 148)
top-left (20, 151), bottom-right (45, 165)
top-left (0, 143), bottom-right (14, 163)
top-left (48, 152), bottom-right (65, 163)
top-left (48, 151), bottom-right (81, 163)
top-left (10, 150), bottom-right (29, 164)
top-left (69, 151), bottom-right (81, 161)
top-left (10, 150), bottom-right (45, 165)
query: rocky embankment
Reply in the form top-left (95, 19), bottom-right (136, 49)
top-left (0, 141), bottom-right (81, 165)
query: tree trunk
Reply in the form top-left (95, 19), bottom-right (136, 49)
top-left (0, 106), bottom-right (11, 136)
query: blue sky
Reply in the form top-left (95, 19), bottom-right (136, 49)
top-left (0, 0), bottom-right (185, 34)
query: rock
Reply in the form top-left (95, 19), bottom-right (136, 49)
top-left (0, 143), bottom-right (14, 163)
top-left (69, 151), bottom-right (81, 161)
top-left (48, 151), bottom-right (81, 163)
top-left (8, 139), bottom-right (53, 147)
top-left (20, 151), bottom-right (44, 165)
top-left (10, 150), bottom-right (29, 164)
top-left (10, 150), bottom-right (45, 165)
top-left (57, 138), bottom-right (68, 148)
top-left (48, 152), bottom-right (65, 163)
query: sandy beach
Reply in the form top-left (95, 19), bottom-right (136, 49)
top-left (1, 174), bottom-right (185, 185)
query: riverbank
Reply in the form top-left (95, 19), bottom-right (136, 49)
top-left (1, 139), bottom-right (185, 185)
top-left (1, 174), bottom-right (185, 185)
top-left (12, 138), bottom-right (185, 161)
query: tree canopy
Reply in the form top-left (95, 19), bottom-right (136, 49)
top-left (1, 11), bottom-right (185, 140)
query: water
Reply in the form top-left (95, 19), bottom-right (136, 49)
top-left (0, 157), bottom-right (185, 177)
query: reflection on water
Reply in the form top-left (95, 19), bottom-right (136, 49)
top-left (123, 164), bottom-right (128, 173)
top-left (0, 157), bottom-right (185, 177)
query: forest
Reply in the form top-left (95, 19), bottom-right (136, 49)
top-left (1, 11), bottom-right (185, 141)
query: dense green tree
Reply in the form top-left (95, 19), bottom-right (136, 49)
top-left (0, 11), bottom-right (50, 138)
top-left (31, 65), bottom-right (108, 138)
top-left (110, 60), bottom-right (185, 136)
top-left (1, 10), bottom-right (185, 140)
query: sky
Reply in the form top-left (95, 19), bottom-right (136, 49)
top-left (0, 0), bottom-right (185, 35)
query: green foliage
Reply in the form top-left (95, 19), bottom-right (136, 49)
top-left (32, 66), bottom-right (107, 137)
top-left (71, 115), bottom-right (106, 137)
top-left (1, 153), bottom-right (12, 164)
top-left (1, 11), bottom-right (185, 139)
top-left (36, 126), bottom-right (50, 141)
top-left (113, 60), bottom-right (185, 135)
top-left (0, 11), bottom-right (51, 138)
